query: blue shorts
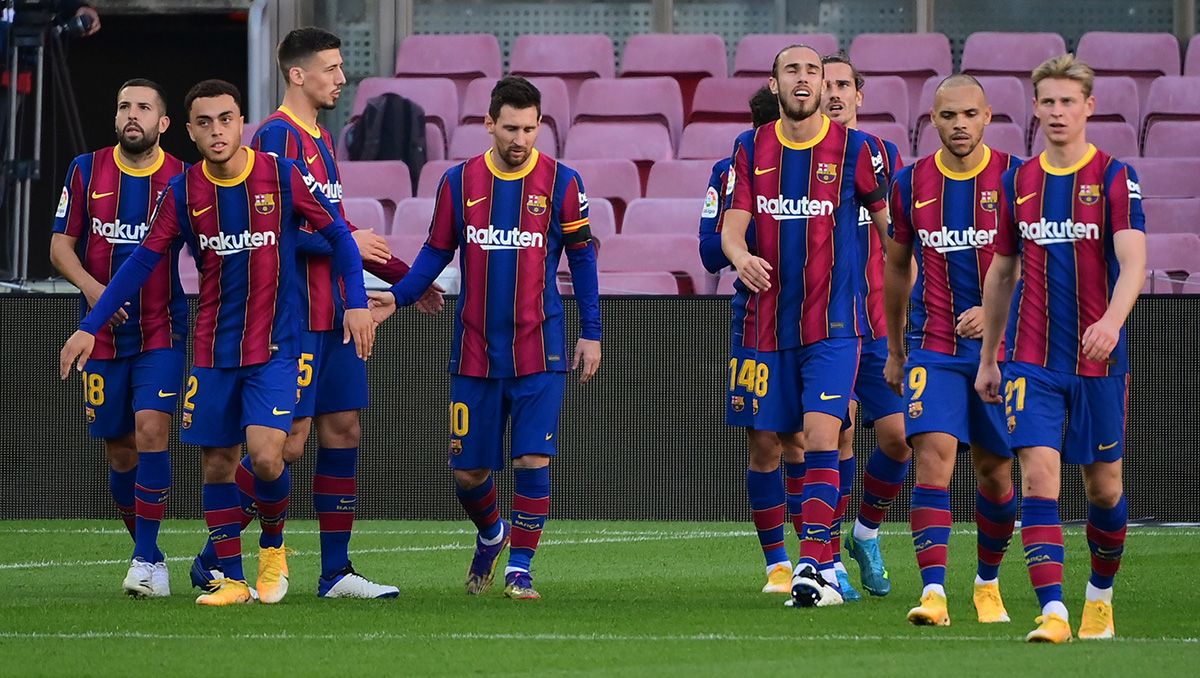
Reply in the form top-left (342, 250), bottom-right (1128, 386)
top-left (181, 355), bottom-right (299, 448)
top-left (752, 338), bottom-right (860, 433)
top-left (83, 349), bottom-right (185, 440)
top-left (903, 349), bottom-right (1011, 458)
top-left (853, 338), bottom-right (905, 427)
top-left (726, 343), bottom-right (757, 428)
top-left (448, 372), bottom-right (566, 470)
top-left (295, 330), bottom-right (370, 418)
top-left (1004, 362), bottom-right (1127, 465)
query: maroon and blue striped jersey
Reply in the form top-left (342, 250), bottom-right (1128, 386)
top-left (890, 145), bottom-right (1022, 358)
top-left (53, 146), bottom-right (188, 360)
top-left (996, 144), bottom-right (1145, 376)
top-left (728, 116), bottom-right (889, 351)
top-left (425, 148), bottom-right (593, 378)
top-left (857, 133), bottom-right (903, 341)
top-left (141, 149), bottom-right (363, 368)
top-left (253, 106), bottom-right (409, 331)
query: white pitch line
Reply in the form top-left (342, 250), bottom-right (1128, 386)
top-left (0, 630), bottom-right (1194, 645)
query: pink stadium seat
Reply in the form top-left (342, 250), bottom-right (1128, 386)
top-left (459, 77), bottom-right (571, 148)
top-left (595, 271), bottom-right (680, 295)
top-left (241, 121), bottom-right (259, 147)
top-left (563, 122), bottom-right (674, 165)
top-left (336, 120), bottom-right (444, 162)
top-left (1031, 121), bottom-right (1138, 159)
top-left (417, 160), bottom-right (456, 198)
top-left (352, 77), bottom-right (459, 140)
top-left (341, 198), bottom-right (387, 235)
top-left (510, 34), bottom-right (615, 109)
top-left (620, 34), bottom-right (728, 119)
top-left (598, 234), bottom-right (713, 294)
top-left (383, 234), bottom-right (449, 267)
top-left (1141, 76), bottom-right (1200, 140)
top-left (960, 32), bottom-right (1067, 101)
top-left (1141, 198), bottom-right (1200, 236)
top-left (1144, 121), bottom-right (1200, 157)
top-left (621, 198), bottom-right (704, 236)
top-left (717, 271), bottom-right (739, 294)
top-left (646, 160), bottom-right (720, 199)
top-left (918, 121), bottom-right (1025, 157)
top-left (677, 122), bottom-right (745, 160)
top-left (391, 198), bottom-right (436, 236)
top-left (394, 34), bottom-right (501, 99)
top-left (339, 161), bottom-right (412, 222)
top-left (1076, 32), bottom-right (1181, 101)
top-left (689, 77), bottom-right (765, 124)
top-left (857, 121), bottom-right (911, 158)
top-left (1188, 34), bottom-right (1200, 76)
top-left (178, 250), bottom-right (199, 295)
top-left (568, 158), bottom-right (641, 226)
top-left (448, 123), bottom-right (557, 160)
top-left (914, 75), bottom-right (1028, 152)
top-left (733, 34), bottom-right (840, 78)
top-left (572, 77), bottom-right (685, 148)
top-left (586, 197), bottom-right (617, 241)
top-left (858, 75), bottom-right (910, 128)
top-left (1146, 232), bottom-right (1200, 293)
top-left (1121, 158), bottom-right (1200, 198)
top-left (849, 33), bottom-right (952, 122)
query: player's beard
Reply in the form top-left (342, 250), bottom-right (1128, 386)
top-left (117, 124), bottom-right (157, 156)
top-left (499, 144), bottom-right (529, 168)
top-left (778, 89), bottom-right (820, 122)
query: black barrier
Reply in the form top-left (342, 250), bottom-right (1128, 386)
top-left (3, 294), bottom-right (1198, 523)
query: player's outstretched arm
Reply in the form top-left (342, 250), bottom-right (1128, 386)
top-left (1082, 229), bottom-right (1146, 363)
top-left (565, 239), bottom-right (602, 383)
top-left (975, 253), bottom-right (1019, 404)
top-left (883, 237), bottom-right (914, 396)
top-left (50, 233), bottom-right (128, 326)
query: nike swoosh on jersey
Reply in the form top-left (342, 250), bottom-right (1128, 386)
top-left (192, 206), bottom-right (213, 217)
top-left (305, 153), bottom-right (320, 165)
top-left (819, 392), bottom-right (842, 401)
top-left (90, 191), bottom-right (115, 199)
top-left (466, 196), bottom-right (488, 207)
top-left (271, 407), bottom-right (291, 416)
top-left (1016, 192), bottom-right (1038, 205)
top-left (915, 198), bottom-right (938, 209)
top-left (157, 390), bottom-right (177, 398)
top-left (754, 166), bottom-right (777, 176)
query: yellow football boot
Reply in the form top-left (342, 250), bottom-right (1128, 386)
top-left (256, 546), bottom-right (290, 604)
top-left (973, 582), bottom-right (1011, 623)
top-left (761, 563), bottom-right (793, 594)
top-left (907, 590), bottom-right (951, 626)
top-left (1078, 600), bottom-right (1115, 639)
top-left (1026, 613), bottom-right (1073, 643)
top-left (195, 579), bottom-right (252, 606)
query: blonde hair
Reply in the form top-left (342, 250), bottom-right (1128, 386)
top-left (1031, 53), bottom-right (1095, 98)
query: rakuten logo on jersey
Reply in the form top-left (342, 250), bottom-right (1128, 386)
top-left (91, 217), bottom-right (148, 245)
top-left (756, 194), bottom-right (835, 220)
top-left (465, 225), bottom-right (545, 251)
top-left (317, 180), bottom-right (343, 203)
top-left (918, 226), bottom-right (996, 253)
top-left (858, 206), bottom-right (871, 228)
top-left (198, 230), bottom-right (278, 256)
top-left (1018, 219), bottom-right (1100, 245)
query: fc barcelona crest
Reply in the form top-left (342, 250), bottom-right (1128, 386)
top-left (254, 193), bottom-right (276, 215)
top-left (752, 398), bottom-right (759, 415)
top-left (908, 401), bottom-right (923, 419)
top-left (1078, 184), bottom-right (1100, 205)
top-left (182, 411), bottom-right (192, 429)
top-left (1007, 414), bottom-right (1016, 433)
top-left (731, 395), bottom-right (745, 412)
top-left (979, 190), bottom-right (998, 212)
top-left (816, 162), bottom-right (838, 184)
top-left (85, 406), bottom-right (95, 424)
top-left (526, 194), bottom-right (548, 216)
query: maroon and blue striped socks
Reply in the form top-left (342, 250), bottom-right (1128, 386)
top-left (911, 484), bottom-right (951, 595)
top-left (314, 447), bottom-right (357, 577)
top-left (507, 466), bottom-right (549, 574)
top-left (746, 468), bottom-right (789, 568)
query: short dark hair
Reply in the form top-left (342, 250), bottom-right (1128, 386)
top-left (184, 79), bottom-right (242, 117)
top-left (488, 76), bottom-right (541, 120)
top-left (772, 43), bottom-right (820, 79)
top-left (277, 27), bottom-right (341, 81)
top-left (749, 86), bottom-right (780, 128)
top-left (821, 52), bottom-right (865, 91)
top-left (118, 78), bottom-right (168, 114)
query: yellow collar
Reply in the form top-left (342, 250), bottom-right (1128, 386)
top-left (112, 146), bottom-right (164, 178)
top-left (485, 147), bottom-right (540, 180)
top-left (277, 105), bottom-right (321, 139)
top-left (1039, 144), bottom-right (1097, 176)
top-left (203, 147), bottom-right (255, 187)
top-left (935, 145), bottom-right (992, 181)
top-left (775, 115), bottom-right (830, 150)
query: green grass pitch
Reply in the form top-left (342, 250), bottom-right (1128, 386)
top-left (1, 520), bottom-right (1197, 676)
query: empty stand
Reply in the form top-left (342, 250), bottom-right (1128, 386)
top-left (960, 32), bottom-right (1067, 101)
top-left (621, 198), bottom-right (705, 235)
top-left (339, 161), bottom-right (412, 222)
top-left (572, 77), bottom-right (685, 148)
top-left (689, 77), bottom-right (766, 124)
top-left (620, 33), bottom-right (727, 118)
top-left (1141, 76), bottom-right (1200, 141)
top-left (509, 34), bottom-right (615, 108)
top-left (568, 158), bottom-right (641, 226)
top-left (1122, 158), bottom-right (1200, 198)
top-left (850, 33), bottom-right (952, 122)
top-left (1031, 121), bottom-right (1138, 159)
top-left (677, 122), bottom-right (745, 160)
top-left (1076, 32), bottom-right (1181, 101)
top-left (733, 34), bottom-right (839, 78)
top-left (341, 198), bottom-right (387, 235)
top-left (391, 198), bottom-right (436, 236)
top-left (598, 234), bottom-right (714, 294)
top-left (1144, 121), bottom-right (1200, 157)
top-left (646, 160), bottom-right (721, 199)
top-left (394, 34), bottom-right (501, 99)
top-left (1142, 198), bottom-right (1200, 236)
top-left (857, 75), bottom-right (910, 129)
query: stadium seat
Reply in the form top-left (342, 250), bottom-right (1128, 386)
top-left (1076, 32), bottom-right (1181, 101)
top-left (335, 119), bottom-right (444, 162)
top-left (960, 32), bottom-right (1067, 101)
top-left (459, 76), bottom-right (571, 151)
top-left (567, 158), bottom-right (641, 227)
top-left (394, 34), bottom-right (501, 99)
top-left (733, 34), bottom-right (840, 78)
top-left (241, 121), bottom-right (259, 147)
top-left (620, 33), bottom-right (727, 118)
top-left (1188, 34), bottom-right (1200, 75)
top-left (1144, 120), bottom-right (1200, 157)
top-left (391, 198), bottom-right (436, 235)
top-left (716, 271), bottom-right (738, 294)
top-left (689, 77), bottom-right (765, 124)
top-left (352, 77), bottom-right (459, 142)
top-left (448, 123), bottom-right (558, 160)
top-left (646, 160), bottom-right (721, 199)
top-left (1121, 157), bottom-right (1200, 198)
top-left (857, 121), bottom-right (911, 158)
top-left (416, 160), bottom-right (456, 198)
top-left (563, 122), bottom-right (674, 168)
top-left (339, 161), bottom-right (412, 223)
top-left (178, 250), bottom-right (199, 295)
top-left (677, 122), bottom-right (745, 160)
top-left (1088, 76), bottom-right (1141, 128)
top-left (598, 234), bottom-right (714, 294)
top-left (918, 121), bottom-right (1026, 157)
top-left (572, 77), bottom-right (685, 149)
top-left (509, 34), bottom-right (615, 110)
top-left (586, 197), bottom-right (617, 241)
top-left (621, 198), bottom-right (704, 236)
top-left (1141, 76), bottom-right (1200, 142)
top-left (1031, 121), bottom-right (1138, 159)
top-left (913, 75), bottom-right (1028, 152)
top-left (1146, 232), bottom-right (1200, 293)
top-left (341, 198), bottom-right (387, 235)
top-left (858, 75), bottom-right (910, 129)
top-left (849, 33), bottom-right (952, 122)
top-left (595, 271), bottom-right (680, 295)
top-left (1142, 198), bottom-right (1200, 236)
